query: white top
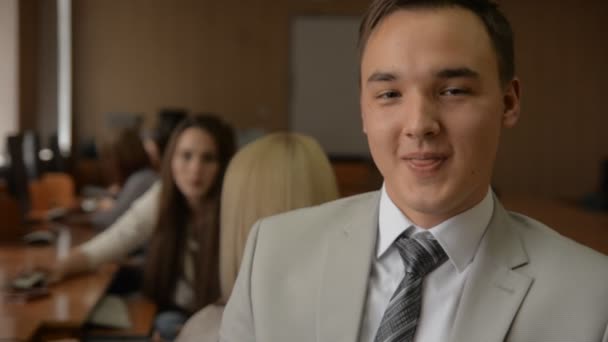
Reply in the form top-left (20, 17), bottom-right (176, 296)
top-left (80, 181), bottom-right (196, 311)
top-left (358, 185), bottom-right (494, 342)
top-left (177, 304), bottom-right (225, 342)
top-left (80, 181), bottom-right (161, 265)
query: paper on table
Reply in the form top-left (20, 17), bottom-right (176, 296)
top-left (87, 295), bottom-right (132, 329)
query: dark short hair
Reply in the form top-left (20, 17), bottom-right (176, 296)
top-left (359, 0), bottom-right (515, 85)
top-left (110, 128), bottom-right (151, 186)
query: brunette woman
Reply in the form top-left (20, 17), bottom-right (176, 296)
top-left (144, 115), bottom-right (235, 339)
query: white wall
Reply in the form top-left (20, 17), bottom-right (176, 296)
top-left (289, 16), bottom-right (368, 157)
top-left (0, 0), bottom-right (19, 165)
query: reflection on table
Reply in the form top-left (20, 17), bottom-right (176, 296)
top-left (0, 225), bottom-right (116, 340)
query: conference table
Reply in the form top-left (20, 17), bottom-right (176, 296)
top-left (0, 223), bottom-right (154, 341)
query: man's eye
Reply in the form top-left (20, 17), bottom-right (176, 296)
top-left (377, 91), bottom-right (401, 99)
top-left (182, 152), bottom-right (192, 161)
top-left (441, 88), bottom-right (470, 96)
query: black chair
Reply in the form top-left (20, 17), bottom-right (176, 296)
top-left (6, 134), bottom-right (31, 216)
top-left (580, 158), bottom-right (608, 211)
top-left (22, 130), bottom-right (42, 180)
top-left (47, 133), bottom-right (69, 173)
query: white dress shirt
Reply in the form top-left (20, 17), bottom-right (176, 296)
top-left (358, 185), bottom-right (494, 342)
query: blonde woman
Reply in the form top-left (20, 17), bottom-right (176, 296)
top-left (176, 132), bottom-right (339, 341)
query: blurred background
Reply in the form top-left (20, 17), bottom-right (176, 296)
top-left (1, 0), bottom-right (607, 199)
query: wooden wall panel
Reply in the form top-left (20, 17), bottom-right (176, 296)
top-left (73, 0), bottom-right (291, 140)
top-left (18, 0), bottom-right (38, 131)
top-left (71, 0), bottom-right (608, 198)
top-left (494, 0), bottom-right (608, 197)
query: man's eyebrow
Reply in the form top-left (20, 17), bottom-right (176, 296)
top-left (366, 68), bottom-right (479, 83)
top-left (435, 67), bottom-right (480, 79)
top-left (366, 72), bottom-right (397, 83)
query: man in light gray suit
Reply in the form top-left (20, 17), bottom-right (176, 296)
top-left (220, 0), bottom-right (608, 341)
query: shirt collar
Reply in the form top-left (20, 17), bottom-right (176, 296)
top-left (377, 184), bottom-right (494, 273)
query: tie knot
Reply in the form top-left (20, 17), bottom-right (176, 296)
top-left (394, 231), bottom-right (447, 277)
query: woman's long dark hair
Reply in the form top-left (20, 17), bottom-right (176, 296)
top-left (143, 114), bottom-right (236, 312)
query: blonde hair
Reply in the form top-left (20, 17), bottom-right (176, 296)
top-left (219, 132), bottom-right (339, 302)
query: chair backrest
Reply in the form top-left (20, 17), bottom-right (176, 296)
top-left (28, 172), bottom-right (76, 215)
top-left (0, 193), bottom-right (23, 240)
top-left (49, 133), bottom-right (69, 173)
top-left (42, 172), bottom-right (76, 208)
top-left (6, 134), bottom-right (30, 215)
top-left (22, 130), bottom-right (42, 180)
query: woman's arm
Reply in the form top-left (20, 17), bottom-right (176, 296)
top-left (31, 180), bottom-right (161, 283)
top-left (48, 248), bottom-right (90, 283)
top-left (79, 181), bottom-right (161, 268)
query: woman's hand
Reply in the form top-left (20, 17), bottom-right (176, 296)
top-left (96, 197), bottom-right (116, 212)
top-left (106, 184), bottom-right (121, 197)
top-left (28, 249), bottom-right (91, 284)
top-left (24, 257), bottom-right (64, 285)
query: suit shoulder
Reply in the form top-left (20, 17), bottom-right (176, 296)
top-left (505, 211), bottom-right (608, 330)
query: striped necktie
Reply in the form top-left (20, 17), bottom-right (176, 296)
top-left (373, 231), bottom-right (448, 342)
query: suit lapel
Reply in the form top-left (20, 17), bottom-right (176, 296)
top-left (450, 198), bottom-right (533, 342)
top-left (317, 192), bottom-right (380, 342)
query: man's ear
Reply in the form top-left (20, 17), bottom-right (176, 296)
top-left (502, 77), bottom-right (521, 128)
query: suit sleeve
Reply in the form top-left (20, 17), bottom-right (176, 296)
top-left (602, 322), bottom-right (607, 342)
top-left (219, 220), bottom-right (262, 342)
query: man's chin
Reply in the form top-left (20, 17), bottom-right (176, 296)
top-left (391, 184), bottom-right (453, 211)
top-left (396, 181), bottom-right (449, 201)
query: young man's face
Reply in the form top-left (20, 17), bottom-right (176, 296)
top-left (360, 7), bottom-right (520, 227)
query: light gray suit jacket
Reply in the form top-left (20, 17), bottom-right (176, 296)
top-left (220, 191), bottom-right (608, 342)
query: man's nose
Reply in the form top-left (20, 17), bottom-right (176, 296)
top-left (402, 93), bottom-right (440, 140)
